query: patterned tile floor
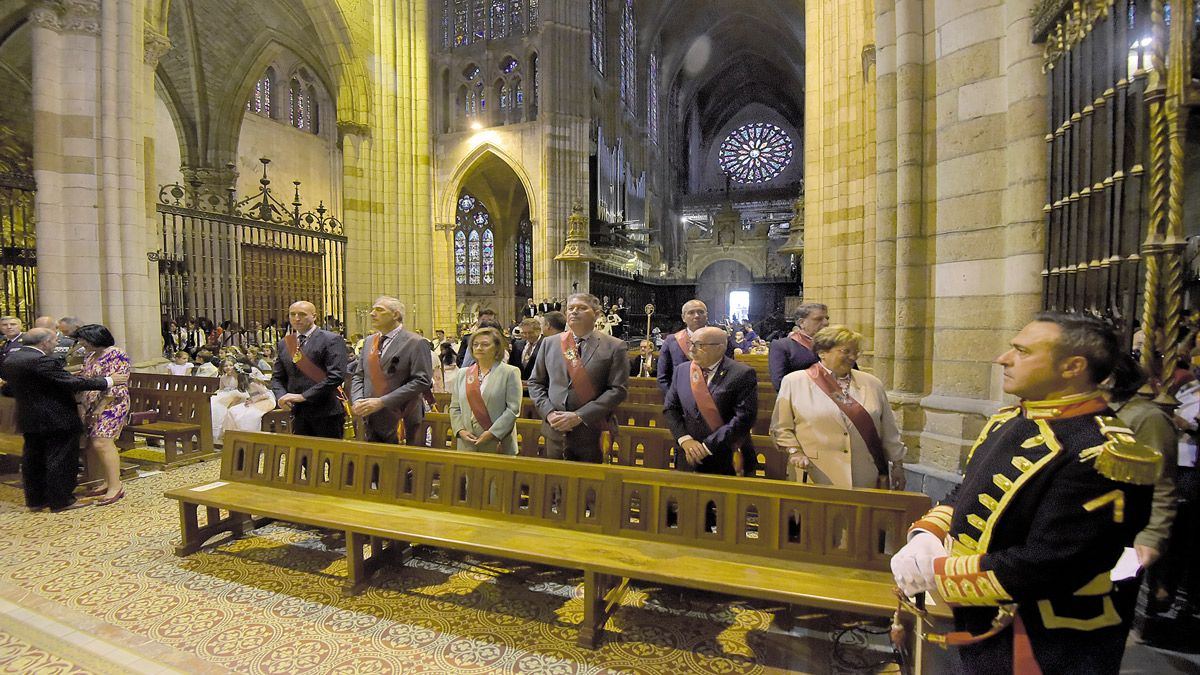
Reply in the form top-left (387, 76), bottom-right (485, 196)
top-left (0, 461), bottom-right (903, 674)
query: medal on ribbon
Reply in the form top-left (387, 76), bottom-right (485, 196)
top-left (292, 350), bottom-right (303, 364)
top-left (565, 349), bottom-right (578, 362)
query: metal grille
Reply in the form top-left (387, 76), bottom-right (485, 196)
top-left (1037, 0), bottom-right (1152, 344)
top-left (0, 171), bottom-right (37, 327)
top-left (154, 161), bottom-right (345, 329)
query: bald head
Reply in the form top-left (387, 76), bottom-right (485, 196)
top-left (33, 316), bottom-right (57, 330)
top-left (681, 300), bottom-right (709, 331)
top-left (21, 327), bottom-right (56, 351)
top-left (288, 301), bottom-right (317, 334)
top-left (690, 326), bottom-right (728, 368)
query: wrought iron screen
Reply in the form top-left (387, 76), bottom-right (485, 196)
top-left (1036, 0), bottom-right (1152, 344)
top-left (154, 161), bottom-right (345, 329)
top-left (0, 169), bottom-right (36, 328)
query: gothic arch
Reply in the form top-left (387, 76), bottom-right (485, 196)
top-left (691, 250), bottom-right (767, 279)
top-left (440, 144), bottom-right (539, 228)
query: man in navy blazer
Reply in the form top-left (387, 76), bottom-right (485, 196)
top-left (271, 300), bottom-right (348, 439)
top-left (663, 327), bottom-right (758, 476)
top-left (767, 302), bottom-right (828, 391)
top-left (508, 317), bottom-right (543, 380)
top-left (1, 328), bottom-right (125, 511)
top-left (656, 299), bottom-right (735, 393)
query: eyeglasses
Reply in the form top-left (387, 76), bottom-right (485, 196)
top-left (689, 342), bottom-right (725, 349)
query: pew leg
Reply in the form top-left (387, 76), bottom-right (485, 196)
top-left (174, 503), bottom-right (252, 556)
top-left (175, 502), bottom-right (202, 556)
top-left (162, 433), bottom-right (181, 466)
top-left (578, 570), bottom-right (625, 649)
top-left (344, 532), bottom-right (411, 595)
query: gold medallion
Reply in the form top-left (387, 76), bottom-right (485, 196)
top-left (565, 349), bottom-right (578, 361)
top-left (292, 351), bottom-right (302, 364)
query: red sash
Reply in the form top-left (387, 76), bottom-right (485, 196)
top-left (561, 333), bottom-right (598, 403)
top-left (284, 333), bottom-right (328, 383)
top-left (674, 329), bottom-right (693, 360)
top-left (366, 333), bottom-right (388, 397)
top-left (805, 364), bottom-right (889, 477)
top-left (790, 331), bottom-right (814, 351)
top-left (690, 361), bottom-right (725, 433)
top-left (464, 364), bottom-right (494, 429)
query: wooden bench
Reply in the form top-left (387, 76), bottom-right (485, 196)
top-left (166, 430), bottom-right (938, 652)
top-left (117, 387), bottom-right (214, 467)
top-left (0, 396), bottom-right (23, 456)
top-left (130, 373), bottom-right (220, 394)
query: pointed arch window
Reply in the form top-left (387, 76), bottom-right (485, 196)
top-left (454, 0), bottom-right (469, 46)
top-left (289, 77), bottom-right (316, 133)
top-left (619, 0), bottom-right (635, 107)
top-left (442, 0), bottom-right (451, 48)
top-left (490, 0), bottom-right (507, 39)
top-left (509, 0), bottom-right (524, 36)
top-left (472, 0), bottom-right (486, 42)
top-left (456, 192), bottom-right (494, 287)
top-left (528, 0), bottom-right (538, 31)
top-left (591, 0), bottom-right (606, 75)
top-left (246, 67), bottom-right (274, 117)
top-left (516, 217), bottom-right (533, 288)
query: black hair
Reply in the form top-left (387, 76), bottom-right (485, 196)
top-left (1032, 311), bottom-right (1119, 385)
top-left (73, 324), bottom-right (116, 349)
top-left (1106, 351), bottom-right (1148, 402)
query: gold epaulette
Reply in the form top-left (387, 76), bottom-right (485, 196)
top-left (1079, 417), bottom-right (1163, 486)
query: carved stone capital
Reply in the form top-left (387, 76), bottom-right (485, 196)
top-left (61, 0), bottom-right (100, 34)
top-left (144, 25), bottom-right (172, 66)
top-left (28, 1), bottom-right (63, 32)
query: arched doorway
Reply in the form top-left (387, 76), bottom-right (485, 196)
top-left (696, 260), bottom-right (753, 324)
top-left (452, 153), bottom-right (532, 326)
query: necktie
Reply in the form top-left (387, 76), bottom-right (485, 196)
top-left (576, 337), bottom-right (586, 361)
top-left (298, 333), bottom-right (307, 348)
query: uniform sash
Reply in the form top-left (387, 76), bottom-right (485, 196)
top-left (464, 364), bottom-right (494, 429)
top-left (690, 361), bottom-right (726, 434)
top-left (674, 329), bottom-right (693, 360)
top-left (561, 333), bottom-right (598, 403)
top-left (366, 333), bottom-right (387, 397)
top-left (283, 333), bottom-right (328, 383)
top-left (790, 331), bottom-right (814, 351)
top-left (805, 363), bottom-right (889, 477)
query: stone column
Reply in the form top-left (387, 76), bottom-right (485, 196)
top-left (32, 0), bottom-right (161, 363)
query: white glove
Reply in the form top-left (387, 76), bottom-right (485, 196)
top-left (890, 530), bottom-right (946, 597)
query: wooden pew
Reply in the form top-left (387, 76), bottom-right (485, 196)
top-left (117, 387), bottom-right (214, 467)
top-left (130, 373), bottom-right (220, 394)
top-left (0, 396), bottom-right (23, 456)
top-left (166, 430), bottom-right (939, 652)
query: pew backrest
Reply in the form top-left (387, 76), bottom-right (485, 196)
top-left (131, 372), bottom-right (220, 394)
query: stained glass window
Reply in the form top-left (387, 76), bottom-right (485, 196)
top-left (516, 218), bottom-right (533, 288)
top-left (528, 0), bottom-right (538, 31)
top-left (468, 231), bottom-right (481, 284)
top-left (619, 0), bottom-right (635, 105)
top-left (648, 52), bottom-right (658, 144)
top-left (500, 84), bottom-right (510, 113)
top-left (501, 56), bottom-right (519, 73)
top-left (509, 0), bottom-right (524, 35)
top-left (718, 123), bottom-right (794, 183)
top-left (515, 81), bottom-right (524, 109)
top-left (490, 0), bottom-right (506, 39)
top-left (289, 78), bottom-right (305, 129)
top-left (246, 68), bottom-right (273, 116)
top-left (472, 0), bottom-right (486, 42)
top-left (442, 0), bottom-right (450, 49)
top-left (456, 191), bottom-right (494, 287)
top-left (591, 0), bottom-right (606, 75)
top-left (454, 0), bottom-right (468, 46)
top-left (482, 229), bottom-right (495, 284)
top-left (454, 231), bottom-right (467, 283)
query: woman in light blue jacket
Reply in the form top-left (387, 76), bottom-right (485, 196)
top-left (448, 326), bottom-right (522, 454)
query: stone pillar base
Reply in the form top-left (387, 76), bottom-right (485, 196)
top-left (916, 394), bottom-right (1003, 474)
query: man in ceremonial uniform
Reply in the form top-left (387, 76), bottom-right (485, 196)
top-left (891, 312), bottom-right (1159, 674)
top-left (767, 302), bottom-right (827, 391)
top-left (349, 296), bottom-right (432, 445)
top-left (271, 300), bottom-right (348, 439)
top-left (656, 299), bottom-right (734, 393)
top-left (528, 293), bottom-right (629, 463)
top-left (664, 327), bottom-right (758, 476)
top-left (0, 316), bottom-right (23, 369)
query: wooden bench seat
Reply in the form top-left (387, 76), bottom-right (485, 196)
top-left (118, 387), bottom-right (214, 467)
top-left (166, 431), bottom-right (941, 652)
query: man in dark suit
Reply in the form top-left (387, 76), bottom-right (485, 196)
top-left (271, 300), bottom-right (348, 439)
top-left (509, 317), bottom-right (543, 380)
top-left (349, 296), bottom-right (433, 445)
top-left (0, 316), bottom-right (23, 369)
top-left (1, 328), bottom-right (126, 511)
top-left (522, 298), bottom-right (538, 319)
top-left (664, 327), bottom-right (758, 476)
top-left (767, 302), bottom-right (828, 391)
top-left (629, 339), bottom-right (657, 378)
top-left (656, 299), bottom-right (735, 393)
top-left (528, 293), bottom-right (629, 462)
top-left (537, 298), bottom-right (552, 314)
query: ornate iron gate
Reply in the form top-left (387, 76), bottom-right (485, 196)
top-left (154, 160), bottom-right (345, 330)
top-left (0, 165), bottom-right (37, 328)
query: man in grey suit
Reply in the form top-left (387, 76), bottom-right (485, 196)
top-left (271, 301), bottom-right (347, 439)
top-left (350, 296), bottom-right (433, 445)
top-left (528, 292), bottom-right (629, 463)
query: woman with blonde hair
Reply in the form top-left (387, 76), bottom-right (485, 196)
top-left (448, 326), bottom-right (522, 454)
top-left (770, 325), bottom-right (906, 489)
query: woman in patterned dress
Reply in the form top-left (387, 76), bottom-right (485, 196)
top-left (77, 324), bottom-right (131, 505)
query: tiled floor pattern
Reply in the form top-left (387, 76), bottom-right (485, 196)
top-left (0, 462), bottom-right (890, 674)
